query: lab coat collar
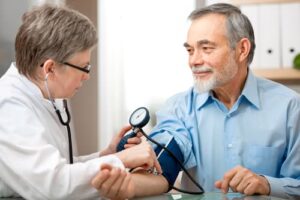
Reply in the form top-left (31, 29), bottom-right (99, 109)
top-left (8, 63), bottom-right (54, 109)
top-left (8, 63), bottom-right (44, 100)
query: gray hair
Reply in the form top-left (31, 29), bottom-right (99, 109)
top-left (15, 4), bottom-right (97, 79)
top-left (189, 3), bottom-right (255, 65)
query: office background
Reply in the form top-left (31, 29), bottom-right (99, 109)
top-left (0, 0), bottom-right (299, 156)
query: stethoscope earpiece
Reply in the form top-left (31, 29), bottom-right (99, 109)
top-left (45, 73), bottom-right (49, 81)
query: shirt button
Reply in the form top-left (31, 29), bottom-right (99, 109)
top-left (227, 143), bottom-right (233, 148)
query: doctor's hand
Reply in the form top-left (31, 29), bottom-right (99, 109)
top-left (91, 163), bottom-right (135, 200)
top-left (215, 165), bottom-right (270, 196)
top-left (100, 125), bottom-right (142, 156)
top-left (115, 141), bottom-right (162, 174)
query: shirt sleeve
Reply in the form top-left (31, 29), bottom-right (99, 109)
top-left (265, 176), bottom-right (300, 199)
top-left (265, 96), bottom-right (300, 198)
top-left (150, 93), bottom-right (196, 170)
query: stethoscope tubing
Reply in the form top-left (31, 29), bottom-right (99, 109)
top-left (45, 74), bottom-right (73, 164)
top-left (55, 100), bottom-right (73, 164)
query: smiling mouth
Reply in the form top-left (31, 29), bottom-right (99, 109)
top-left (192, 66), bottom-right (213, 79)
top-left (194, 70), bottom-right (211, 75)
top-left (193, 70), bottom-right (213, 80)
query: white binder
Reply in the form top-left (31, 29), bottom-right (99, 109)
top-left (280, 3), bottom-right (300, 68)
top-left (258, 4), bottom-right (281, 69)
top-left (241, 5), bottom-right (260, 69)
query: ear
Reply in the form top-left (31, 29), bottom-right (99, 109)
top-left (236, 38), bottom-right (251, 63)
top-left (42, 59), bottom-right (56, 76)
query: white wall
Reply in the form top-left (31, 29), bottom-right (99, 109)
top-left (98, 0), bottom-right (196, 149)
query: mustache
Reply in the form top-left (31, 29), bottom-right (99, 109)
top-left (191, 66), bottom-right (213, 73)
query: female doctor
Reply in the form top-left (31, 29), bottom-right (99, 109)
top-left (0, 4), bottom-right (161, 200)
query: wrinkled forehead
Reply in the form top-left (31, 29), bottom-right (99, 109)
top-left (186, 14), bottom-right (228, 46)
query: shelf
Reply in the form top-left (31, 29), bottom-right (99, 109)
top-left (230, 0), bottom-right (300, 5)
top-left (252, 68), bottom-right (300, 84)
top-left (230, 0), bottom-right (300, 84)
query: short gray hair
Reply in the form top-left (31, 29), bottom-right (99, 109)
top-left (15, 4), bottom-right (97, 79)
top-left (189, 3), bottom-right (255, 65)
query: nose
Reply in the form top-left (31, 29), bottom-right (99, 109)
top-left (189, 50), bottom-right (204, 67)
top-left (82, 72), bottom-right (90, 81)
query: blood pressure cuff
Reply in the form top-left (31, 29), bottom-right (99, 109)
top-left (154, 136), bottom-right (184, 191)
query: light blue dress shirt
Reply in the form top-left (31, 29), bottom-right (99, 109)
top-left (150, 70), bottom-right (300, 199)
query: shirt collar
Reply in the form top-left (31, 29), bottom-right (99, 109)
top-left (194, 88), bottom-right (214, 110)
top-left (240, 70), bottom-right (260, 109)
top-left (194, 69), bottom-right (261, 110)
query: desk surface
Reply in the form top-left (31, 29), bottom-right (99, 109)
top-left (0, 192), bottom-right (288, 200)
top-left (134, 192), bottom-right (287, 200)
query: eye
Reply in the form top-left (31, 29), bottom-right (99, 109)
top-left (186, 48), bottom-right (194, 55)
top-left (201, 46), bottom-right (214, 53)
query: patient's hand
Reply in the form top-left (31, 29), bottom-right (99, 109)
top-left (215, 165), bottom-right (270, 196)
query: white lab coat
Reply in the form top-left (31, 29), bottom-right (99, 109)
top-left (0, 63), bottom-right (124, 199)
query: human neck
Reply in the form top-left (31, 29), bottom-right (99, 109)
top-left (212, 67), bottom-right (248, 109)
top-left (29, 77), bottom-right (50, 100)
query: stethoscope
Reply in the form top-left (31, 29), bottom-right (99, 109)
top-left (44, 74), bottom-right (73, 164)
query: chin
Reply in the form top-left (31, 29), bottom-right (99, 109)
top-left (70, 91), bottom-right (79, 98)
top-left (68, 93), bottom-right (75, 98)
top-left (194, 78), bottom-right (216, 93)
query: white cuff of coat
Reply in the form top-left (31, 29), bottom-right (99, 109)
top-left (100, 154), bottom-right (125, 169)
top-left (82, 154), bottom-right (125, 184)
top-left (75, 152), bottom-right (101, 162)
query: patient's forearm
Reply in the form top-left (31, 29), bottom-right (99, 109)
top-left (132, 171), bottom-right (169, 197)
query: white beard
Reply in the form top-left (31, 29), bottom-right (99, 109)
top-left (192, 53), bottom-right (238, 94)
top-left (192, 66), bottom-right (216, 93)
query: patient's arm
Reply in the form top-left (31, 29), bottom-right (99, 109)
top-left (91, 168), bottom-right (168, 199)
top-left (131, 170), bottom-right (169, 197)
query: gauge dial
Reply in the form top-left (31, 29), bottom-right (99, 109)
top-left (129, 107), bottom-right (150, 128)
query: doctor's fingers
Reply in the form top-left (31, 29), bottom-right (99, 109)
top-left (91, 168), bottom-right (111, 189)
top-left (124, 136), bottom-right (143, 147)
top-left (136, 145), bottom-right (162, 174)
top-left (113, 173), bottom-right (135, 200)
top-left (91, 163), bottom-right (114, 189)
top-left (154, 158), bottom-right (162, 174)
top-left (103, 170), bottom-right (129, 198)
top-left (117, 125), bottom-right (132, 138)
top-left (123, 132), bottom-right (144, 148)
top-left (97, 167), bottom-right (127, 197)
top-left (128, 142), bottom-right (159, 169)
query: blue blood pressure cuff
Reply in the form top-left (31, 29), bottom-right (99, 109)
top-left (153, 136), bottom-right (184, 191)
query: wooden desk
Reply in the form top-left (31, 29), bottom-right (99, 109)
top-left (133, 192), bottom-right (287, 200)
